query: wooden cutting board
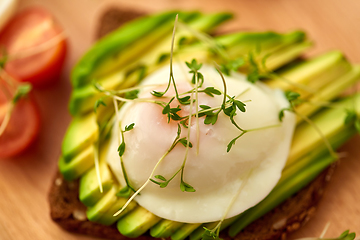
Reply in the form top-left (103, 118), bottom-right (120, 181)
top-left (0, 0), bottom-right (359, 239)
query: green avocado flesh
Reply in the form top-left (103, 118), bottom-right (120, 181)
top-left (59, 10), bottom-right (360, 240)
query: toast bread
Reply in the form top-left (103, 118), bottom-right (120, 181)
top-left (49, 6), bottom-right (336, 240)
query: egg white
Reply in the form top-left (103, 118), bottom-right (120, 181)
top-left (107, 63), bottom-right (296, 223)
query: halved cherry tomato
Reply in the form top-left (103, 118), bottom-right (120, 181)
top-left (0, 7), bottom-right (67, 87)
top-left (0, 84), bottom-right (40, 158)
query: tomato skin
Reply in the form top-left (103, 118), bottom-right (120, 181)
top-left (0, 7), bottom-right (67, 87)
top-left (0, 93), bottom-right (40, 159)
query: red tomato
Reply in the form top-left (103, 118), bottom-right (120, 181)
top-left (0, 86), bottom-right (40, 158)
top-left (0, 7), bottom-right (67, 87)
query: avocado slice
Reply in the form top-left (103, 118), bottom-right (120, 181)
top-left (97, 192), bottom-right (137, 226)
top-left (59, 144), bottom-right (95, 181)
top-left (150, 219), bottom-right (184, 238)
top-left (79, 156), bottom-right (114, 207)
top-left (117, 207), bottom-right (161, 238)
top-left (61, 112), bottom-right (98, 162)
top-left (267, 51), bottom-right (351, 96)
top-left (86, 185), bottom-right (137, 225)
top-left (171, 223), bottom-right (202, 240)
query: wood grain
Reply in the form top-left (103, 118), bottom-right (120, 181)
top-left (0, 0), bottom-right (359, 239)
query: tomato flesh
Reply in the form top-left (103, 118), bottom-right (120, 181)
top-left (0, 90), bottom-right (40, 159)
top-left (0, 7), bottom-right (67, 87)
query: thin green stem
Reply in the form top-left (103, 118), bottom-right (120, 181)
top-left (180, 91), bottom-right (194, 181)
top-left (214, 63), bottom-right (227, 111)
top-left (0, 102), bottom-right (13, 137)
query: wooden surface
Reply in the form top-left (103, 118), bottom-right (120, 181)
top-left (0, 0), bottom-right (360, 239)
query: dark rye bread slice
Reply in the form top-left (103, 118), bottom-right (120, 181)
top-left (49, 6), bottom-right (336, 240)
top-left (49, 165), bottom-right (336, 240)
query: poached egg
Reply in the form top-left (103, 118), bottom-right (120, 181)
top-left (107, 62), bottom-right (296, 223)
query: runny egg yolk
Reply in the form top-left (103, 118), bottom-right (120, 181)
top-left (107, 63), bottom-right (296, 223)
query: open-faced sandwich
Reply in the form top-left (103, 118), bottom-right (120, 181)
top-left (49, 9), bottom-right (359, 240)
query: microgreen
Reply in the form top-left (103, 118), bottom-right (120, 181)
top-left (116, 185), bottom-right (133, 198)
top-left (202, 227), bottom-right (222, 240)
top-left (117, 123), bottom-right (137, 194)
top-left (93, 81), bottom-right (104, 92)
top-left (150, 15), bottom-right (190, 105)
top-left (93, 81), bottom-right (166, 107)
top-left (186, 59), bottom-right (204, 87)
top-left (204, 113), bottom-right (218, 125)
top-left (114, 123), bottom-right (194, 217)
top-left (124, 89), bottom-right (139, 100)
top-left (247, 52), bottom-right (261, 83)
top-left (118, 122), bottom-right (136, 157)
top-left (336, 230), bottom-right (356, 240)
top-left (285, 90), bottom-right (301, 102)
top-left (125, 65), bottom-right (147, 82)
top-left (0, 82), bottom-right (33, 137)
top-left (157, 53), bottom-right (170, 64)
top-left (178, 36), bottom-right (189, 47)
top-left (150, 124), bottom-right (196, 192)
top-left (12, 84), bottom-right (31, 103)
top-left (118, 142), bottom-right (126, 157)
top-left (94, 98), bottom-right (107, 113)
top-left (200, 87), bottom-right (222, 97)
top-left (226, 132), bottom-right (246, 152)
top-left (178, 137), bottom-right (193, 148)
top-left (295, 230), bottom-right (356, 240)
top-left (220, 57), bottom-right (245, 76)
top-left (279, 90), bottom-right (302, 122)
top-left (0, 49), bottom-right (8, 69)
top-left (161, 97), bottom-right (185, 122)
top-left (180, 181), bottom-right (196, 192)
top-left (246, 52), bottom-right (271, 83)
top-left (125, 123), bottom-right (135, 131)
top-left (224, 97), bottom-right (246, 116)
top-left (344, 109), bottom-right (360, 134)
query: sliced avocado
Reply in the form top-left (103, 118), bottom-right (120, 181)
top-left (79, 147), bottom-right (114, 207)
top-left (86, 185), bottom-right (137, 225)
top-left (117, 207), bottom-right (161, 238)
top-left (264, 40), bottom-right (312, 71)
top-left (97, 193), bottom-right (137, 226)
top-left (59, 144), bottom-right (95, 181)
top-left (267, 51), bottom-right (351, 96)
top-left (150, 219), bottom-right (184, 238)
top-left (69, 71), bottom-right (124, 116)
top-left (71, 11), bottom-right (191, 88)
top-left (288, 91), bottom-right (360, 165)
top-left (218, 30), bottom-right (305, 60)
top-left (295, 65), bottom-right (360, 121)
top-left (61, 113), bottom-right (98, 162)
top-left (171, 223), bottom-right (202, 240)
